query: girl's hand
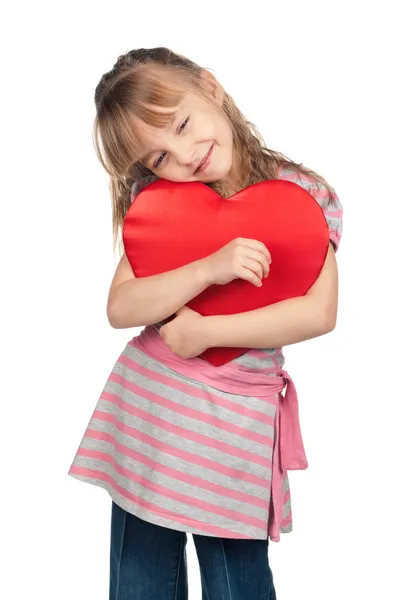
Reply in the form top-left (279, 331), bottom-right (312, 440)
top-left (159, 306), bottom-right (209, 359)
top-left (200, 237), bottom-right (271, 288)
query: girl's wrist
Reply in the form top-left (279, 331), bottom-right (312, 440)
top-left (199, 315), bottom-right (218, 349)
top-left (195, 258), bottom-right (214, 288)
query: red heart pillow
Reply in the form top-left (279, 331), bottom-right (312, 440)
top-left (123, 179), bottom-right (329, 366)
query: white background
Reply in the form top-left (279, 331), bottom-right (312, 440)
top-left (1, 1), bottom-right (410, 598)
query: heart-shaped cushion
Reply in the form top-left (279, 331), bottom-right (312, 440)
top-left (123, 179), bottom-right (329, 366)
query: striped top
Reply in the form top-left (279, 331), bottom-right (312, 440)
top-left (67, 165), bottom-right (343, 543)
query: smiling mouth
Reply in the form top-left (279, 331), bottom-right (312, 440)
top-left (194, 144), bottom-right (214, 174)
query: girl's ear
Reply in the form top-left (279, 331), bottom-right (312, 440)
top-left (199, 70), bottom-right (225, 105)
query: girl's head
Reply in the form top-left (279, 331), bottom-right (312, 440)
top-left (93, 47), bottom-right (334, 254)
top-left (95, 50), bottom-right (237, 188)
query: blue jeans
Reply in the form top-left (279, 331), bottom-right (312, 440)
top-left (110, 501), bottom-right (277, 600)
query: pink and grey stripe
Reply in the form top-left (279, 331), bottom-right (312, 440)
top-left (68, 324), bottom-right (309, 541)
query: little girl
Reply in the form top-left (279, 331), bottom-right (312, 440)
top-left (68, 47), bottom-right (343, 600)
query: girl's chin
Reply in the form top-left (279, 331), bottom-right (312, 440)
top-left (198, 168), bottom-right (231, 184)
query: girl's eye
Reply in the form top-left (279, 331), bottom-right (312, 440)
top-left (152, 117), bottom-right (189, 168)
top-left (179, 117), bottom-right (189, 133)
top-left (154, 152), bottom-right (167, 169)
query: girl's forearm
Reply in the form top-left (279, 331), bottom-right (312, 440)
top-left (202, 242), bottom-right (337, 349)
top-left (108, 259), bottom-right (211, 328)
top-left (201, 295), bottom-right (334, 350)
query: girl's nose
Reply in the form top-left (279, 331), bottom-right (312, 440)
top-left (173, 140), bottom-right (196, 167)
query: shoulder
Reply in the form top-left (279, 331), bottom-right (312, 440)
top-left (130, 175), bottom-right (159, 202)
top-left (277, 165), bottom-right (335, 198)
top-left (277, 166), bottom-right (343, 251)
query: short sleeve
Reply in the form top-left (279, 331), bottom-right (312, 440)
top-left (278, 167), bottom-right (343, 252)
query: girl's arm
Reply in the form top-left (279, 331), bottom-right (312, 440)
top-left (108, 175), bottom-right (213, 329)
top-left (200, 243), bottom-right (338, 349)
top-left (198, 173), bottom-right (343, 350)
top-left (107, 252), bottom-right (210, 328)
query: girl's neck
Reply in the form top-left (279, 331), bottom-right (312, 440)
top-left (222, 182), bottom-right (243, 198)
top-left (220, 154), bottom-right (246, 197)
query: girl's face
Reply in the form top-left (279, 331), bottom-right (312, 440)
top-left (135, 87), bottom-right (236, 186)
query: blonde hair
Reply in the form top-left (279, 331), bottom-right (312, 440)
top-left (93, 47), bottom-right (336, 256)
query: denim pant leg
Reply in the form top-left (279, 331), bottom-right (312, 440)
top-left (192, 534), bottom-right (276, 600)
top-left (109, 501), bottom-right (189, 600)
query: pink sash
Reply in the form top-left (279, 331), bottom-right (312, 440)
top-left (132, 325), bottom-right (308, 542)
